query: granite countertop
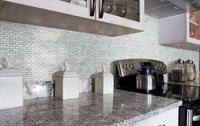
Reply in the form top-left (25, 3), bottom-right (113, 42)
top-left (0, 90), bottom-right (182, 126)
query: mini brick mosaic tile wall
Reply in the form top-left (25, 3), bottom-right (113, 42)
top-left (0, 16), bottom-right (199, 83)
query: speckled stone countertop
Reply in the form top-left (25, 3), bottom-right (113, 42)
top-left (0, 90), bottom-right (182, 126)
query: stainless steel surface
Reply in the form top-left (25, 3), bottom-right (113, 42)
top-left (193, 115), bottom-right (200, 121)
top-left (0, 1), bottom-right (142, 36)
top-left (115, 59), bottom-right (166, 77)
top-left (145, 0), bottom-right (200, 19)
top-left (187, 109), bottom-right (193, 126)
top-left (136, 74), bottom-right (156, 90)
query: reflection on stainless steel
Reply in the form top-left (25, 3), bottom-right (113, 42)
top-left (164, 83), bottom-right (200, 101)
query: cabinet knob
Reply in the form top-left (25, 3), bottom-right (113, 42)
top-left (158, 125), bottom-right (165, 126)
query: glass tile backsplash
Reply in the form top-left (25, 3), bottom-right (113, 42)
top-left (0, 16), bottom-right (198, 84)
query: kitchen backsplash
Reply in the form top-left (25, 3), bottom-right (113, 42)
top-left (0, 16), bottom-right (199, 84)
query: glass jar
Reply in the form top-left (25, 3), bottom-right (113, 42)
top-left (171, 59), bottom-right (187, 82)
top-left (185, 59), bottom-right (196, 81)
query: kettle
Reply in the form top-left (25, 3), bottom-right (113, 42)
top-left (136, 67), bottom-right (156, 92)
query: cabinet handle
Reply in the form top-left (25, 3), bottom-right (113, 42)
top-left (90, 0), bottom-right (96, 16)
top-left (99, 0), bottom-right (105, 18)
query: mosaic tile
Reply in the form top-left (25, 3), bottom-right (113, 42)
top-left (0, 16), bottom-right (198, 85)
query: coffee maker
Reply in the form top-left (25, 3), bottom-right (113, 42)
top-left (113, 59), bottom-right (167, 94)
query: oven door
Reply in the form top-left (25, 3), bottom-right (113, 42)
top-left (179, 105), bottom-right (200, 126)
top-left (193, 110), bottom-right (200, 126)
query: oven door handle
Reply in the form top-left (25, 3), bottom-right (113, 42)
top-left (193, 115), bottom-right (200, 121)
top-left (187, 110), bottom-right (193, 126)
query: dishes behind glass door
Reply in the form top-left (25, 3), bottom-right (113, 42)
top-left (104, 0), bottom-right (140, 21)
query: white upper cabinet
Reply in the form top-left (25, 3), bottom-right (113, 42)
top-left (0, 0), bottom-right (144, 36)
top-left (158, 11), bottom-right (200, 51)
top-left (133, 107), bottom-right (179, 126)
top-left (3, 0), bottom-right (94, 20)
top-left (95, 0), bottom-right (144, 31)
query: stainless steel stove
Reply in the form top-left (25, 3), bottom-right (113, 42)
top-left (113, 59), bottom-right (200, 126)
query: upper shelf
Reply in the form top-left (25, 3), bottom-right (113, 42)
top-left (158, 12), bottom-right (200, 51)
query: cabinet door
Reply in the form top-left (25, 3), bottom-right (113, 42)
top-left (133, 107), bottom-right (179, 126)
top-left (3, 0), bottom-right (95, 20)
top-left (95, 0), bottom-right (144, 30)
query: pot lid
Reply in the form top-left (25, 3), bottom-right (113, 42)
top-left (0, 68), bottom-right (23, 77)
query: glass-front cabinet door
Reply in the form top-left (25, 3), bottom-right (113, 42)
top-left (96, 0), bottom-right (144, 30)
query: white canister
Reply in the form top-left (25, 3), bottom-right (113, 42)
top-left (95, 65), bottom-right (114, 94)
top-left (54, 61), bottom-right (80, 100)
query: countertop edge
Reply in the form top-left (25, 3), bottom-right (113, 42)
top-left (112, 100), bottom-right (182, 126)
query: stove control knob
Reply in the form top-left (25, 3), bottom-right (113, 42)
top-left (129, 64), bottom-right (134, 70)
top-left (123, 64), bottom-right (128, 70)
top-left (159, 63), bottom-right (163, 68)
top-left (156, 63), bottom-right (159, 68)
